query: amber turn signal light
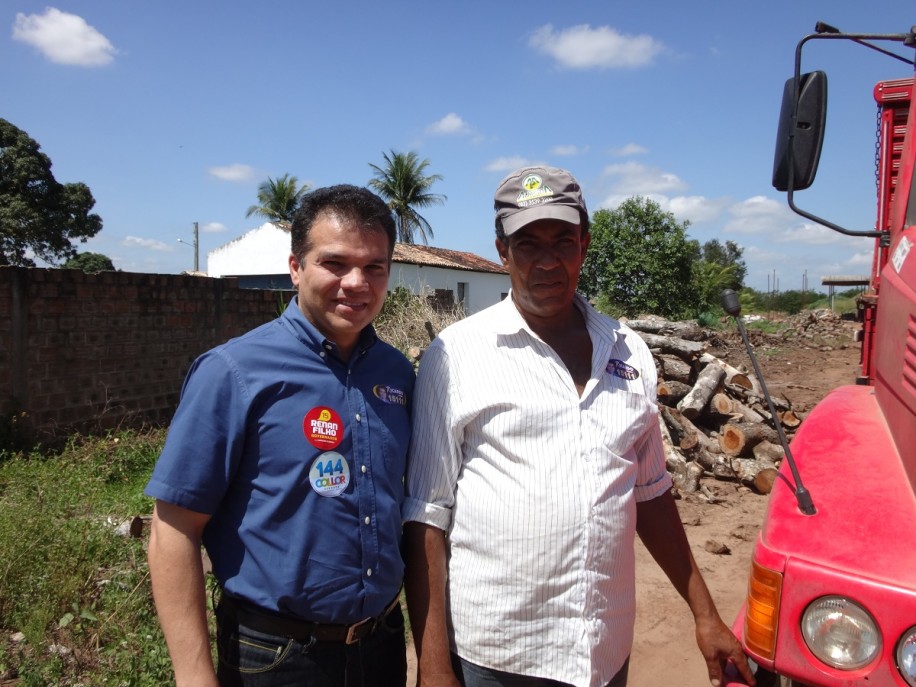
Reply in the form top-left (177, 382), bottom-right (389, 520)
top-left (744, 561), bottom-right (783, 660)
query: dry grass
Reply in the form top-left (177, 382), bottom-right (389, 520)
top-left (374, 286), bottom-right (466, 360)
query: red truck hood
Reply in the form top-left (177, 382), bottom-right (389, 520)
top-left (760, 384), bottom-right (916, 588)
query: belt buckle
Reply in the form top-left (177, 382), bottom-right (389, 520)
top-left (345, 617), bottom-right (373, 645)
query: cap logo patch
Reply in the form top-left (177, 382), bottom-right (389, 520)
top-left (606, 359), bottom-right (640, 380)
top-left (516, 174), bottom-right (555, 207)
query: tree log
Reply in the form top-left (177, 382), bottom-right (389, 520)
top-left (637, 332), bottom-right (707, 361)
top-left (731, 399), bottom-right (765, 424)
top-left (729, 457), bottom-right (779, 494)
top-left (657, 380), bottom-right (692, 406)
top-left (624, 318), bottom-right (708, 341)
top-left (753, 440), bottom-right (785, 463)
top-left (659, 415), bottom-right (691, 491)
top-left (659, 405), bottom-right (705, 451)
top-left (778, 409), bottom-right (802, 428)
top-left (719, 422), bottom-right (780, 456)
top-left (683, 461), bottom-right (704, 493)
top-left (677, 362), bottom-right (726, 420)
top-left (657, 354), bottom-right (694, 384)
top-left (699, 353), bottom-right (761, 395)
top-left (709, 392), bottom-right (734, 416)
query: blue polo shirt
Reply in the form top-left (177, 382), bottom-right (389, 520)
top-left (145, 298), bottom-right (414, 624)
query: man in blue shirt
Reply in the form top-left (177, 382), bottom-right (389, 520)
top-left (146, 185), bottom-right (414, 686)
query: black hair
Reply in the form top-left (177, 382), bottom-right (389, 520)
top-left (291, 185), bottom-right (396, 259)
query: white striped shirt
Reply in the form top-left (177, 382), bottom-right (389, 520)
top-left (403, 294), bottom-right (671, 687)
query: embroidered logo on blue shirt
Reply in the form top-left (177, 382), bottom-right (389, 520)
top-left (373, 384), bottom-right (407, 406)
top-left (606, 359), bottom-right (640, 380)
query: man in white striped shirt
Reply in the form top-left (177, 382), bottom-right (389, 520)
top-left (403, 166), bottom-right (756, 687)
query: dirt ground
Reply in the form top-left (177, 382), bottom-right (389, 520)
top-left (407, 315), bottom-right (862, 686)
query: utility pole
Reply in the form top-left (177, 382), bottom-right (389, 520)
top-left (177, 222), bottom-right (200, 272)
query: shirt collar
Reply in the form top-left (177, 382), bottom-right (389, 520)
top-left (281, 296), bottom-right (378, 357)
top-left (492, 291), bottom-right (625, 346)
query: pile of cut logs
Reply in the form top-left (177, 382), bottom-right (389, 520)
top-left (625, 317), bottom-right (793, 498)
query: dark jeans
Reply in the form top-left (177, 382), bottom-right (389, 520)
top-left (452, 654), bottom-right (629, 687)
top-left (215, 602), bottom-right (407, 687)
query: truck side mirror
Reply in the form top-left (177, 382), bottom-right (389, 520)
top-left (772, 70), bottom-right (828, 191)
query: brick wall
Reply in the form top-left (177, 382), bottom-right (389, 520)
top-left (0, 267), bottom-right (288, 443)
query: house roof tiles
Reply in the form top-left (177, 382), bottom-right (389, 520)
top-left (392, 244), bottom-right (506, 275)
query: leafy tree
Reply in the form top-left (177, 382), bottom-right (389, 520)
top-left (368, 150), bottom-right (445, 244)
top-left (246, 173), bottom-right (311, 225)
top-left (0, 118), bottom-right (103, 267)
top-left (63, 251), bottom-right (115, 273)
top-left (693, 260), bottom-right (739, 314)
top-left (580, 197), bottom-right (699, 320)
top-left (699, 239), bottom-right (746, 290)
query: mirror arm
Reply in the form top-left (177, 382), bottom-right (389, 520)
top-left (782, 29), bottom-right (900, 238)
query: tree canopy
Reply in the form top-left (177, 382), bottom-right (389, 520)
top-left (62, 251), bottom-right (115, 273)
top-left (368, 150), bottom-right (445, 244)
top-left (0, 118), bottom-right (103, 267)
top-left (246, 173), bottom-right (311, 225)
top-left (580, 197), bottom-right (699, 320)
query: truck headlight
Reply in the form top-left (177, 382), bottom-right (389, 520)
top-left (801, 596), bottom-right (880, 670)
top-left (898, 627), bottom-right (916, 686)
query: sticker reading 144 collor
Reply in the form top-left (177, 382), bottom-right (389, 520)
top-left (303, 406), bottom-right (343, 449)
top-left (309, 452), bottom-right (350, 498)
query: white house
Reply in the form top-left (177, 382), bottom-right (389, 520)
top-left (207, 222), bottom-right (509, 314)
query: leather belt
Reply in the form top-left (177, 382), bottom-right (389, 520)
top-left (219, 593), bottom-right (401, 645)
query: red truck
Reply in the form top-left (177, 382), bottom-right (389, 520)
top-left (724, 23), bottom-right (916, 687)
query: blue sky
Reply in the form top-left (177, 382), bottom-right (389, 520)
top-left (3, 2), bottom-right (914, 293)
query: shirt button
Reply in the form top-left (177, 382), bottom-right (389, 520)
top-left (364, 516), bottom-right (370, 525)
top-left (361, 465), bottom-right (367, 474)
top-left (366, 568), bottom-right (373, 577)
top-left (319, 351), bottom-right (326, 358)
top-left (355, 413), bottom-right (362, 422)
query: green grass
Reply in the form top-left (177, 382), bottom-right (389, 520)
top-left (0, 429), bottom-right (173, 685)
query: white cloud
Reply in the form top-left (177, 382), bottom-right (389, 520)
top-left (529, 24), bottom-right (664, 69)
top-left (847, 251), bottom-right (874, 266)
top-left (201, 222), bottom-right (228, 233)
top-left (602, 161), bottom-right (688, 195)
top-left (426, 113), bottom-right (471, 136)
top-left (723, 195), bottom-right (788, 235)
top-left (208, 163), bottom-right (256, 182)
top-left (12, 8), bottom-right (117, 66)
top-left (550, 144), bottom-right (588, 157)
top-left (484, 156), bottom-right (537, 173)
top-left (610, 143), bottom-right (649, 157)
top-left (122, 236), bottom-right (174, 252)
top-left (666, 196), bottom-right (727, 224)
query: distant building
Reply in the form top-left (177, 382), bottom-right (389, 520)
top-left (207, 222), bottom-right (510, 314)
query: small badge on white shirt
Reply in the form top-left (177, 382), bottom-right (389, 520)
top-left (309, 452), bottom-right (350, 497)
top-left (606, 358), bottom-right (640, 380)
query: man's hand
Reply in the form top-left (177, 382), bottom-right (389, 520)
top-left (695, 615), bottom-right (756, 687)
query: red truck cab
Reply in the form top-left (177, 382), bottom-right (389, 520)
top-left (726, 25), bottom-right (916, 687)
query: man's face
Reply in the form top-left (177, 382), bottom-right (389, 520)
top-left (289, 213), bottom-right (390, 353)
top-left (496, 219), bottom-right (590, 323)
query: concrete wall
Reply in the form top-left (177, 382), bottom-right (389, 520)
top-left (0, 267), bottom-right (285, 444)
top-left (389, 264), bottom-right (509, 314)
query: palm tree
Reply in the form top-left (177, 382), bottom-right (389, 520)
top-left (245, 174), bottom-right (311, 225)
top-left (368, 150), bottom-right (446, 244)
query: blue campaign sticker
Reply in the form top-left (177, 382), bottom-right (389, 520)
top-left (373, 384), bottom-right (407, 406)
top-left (606, 359), bottom-right (640, 381)
top-left (309, 452), bottom-right (350, 498)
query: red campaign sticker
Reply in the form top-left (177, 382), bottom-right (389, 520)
top-left (303, 406), bottom-right (344, 449)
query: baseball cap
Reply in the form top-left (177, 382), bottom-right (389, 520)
top-left (494, 166), bottom-right (587, 236)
